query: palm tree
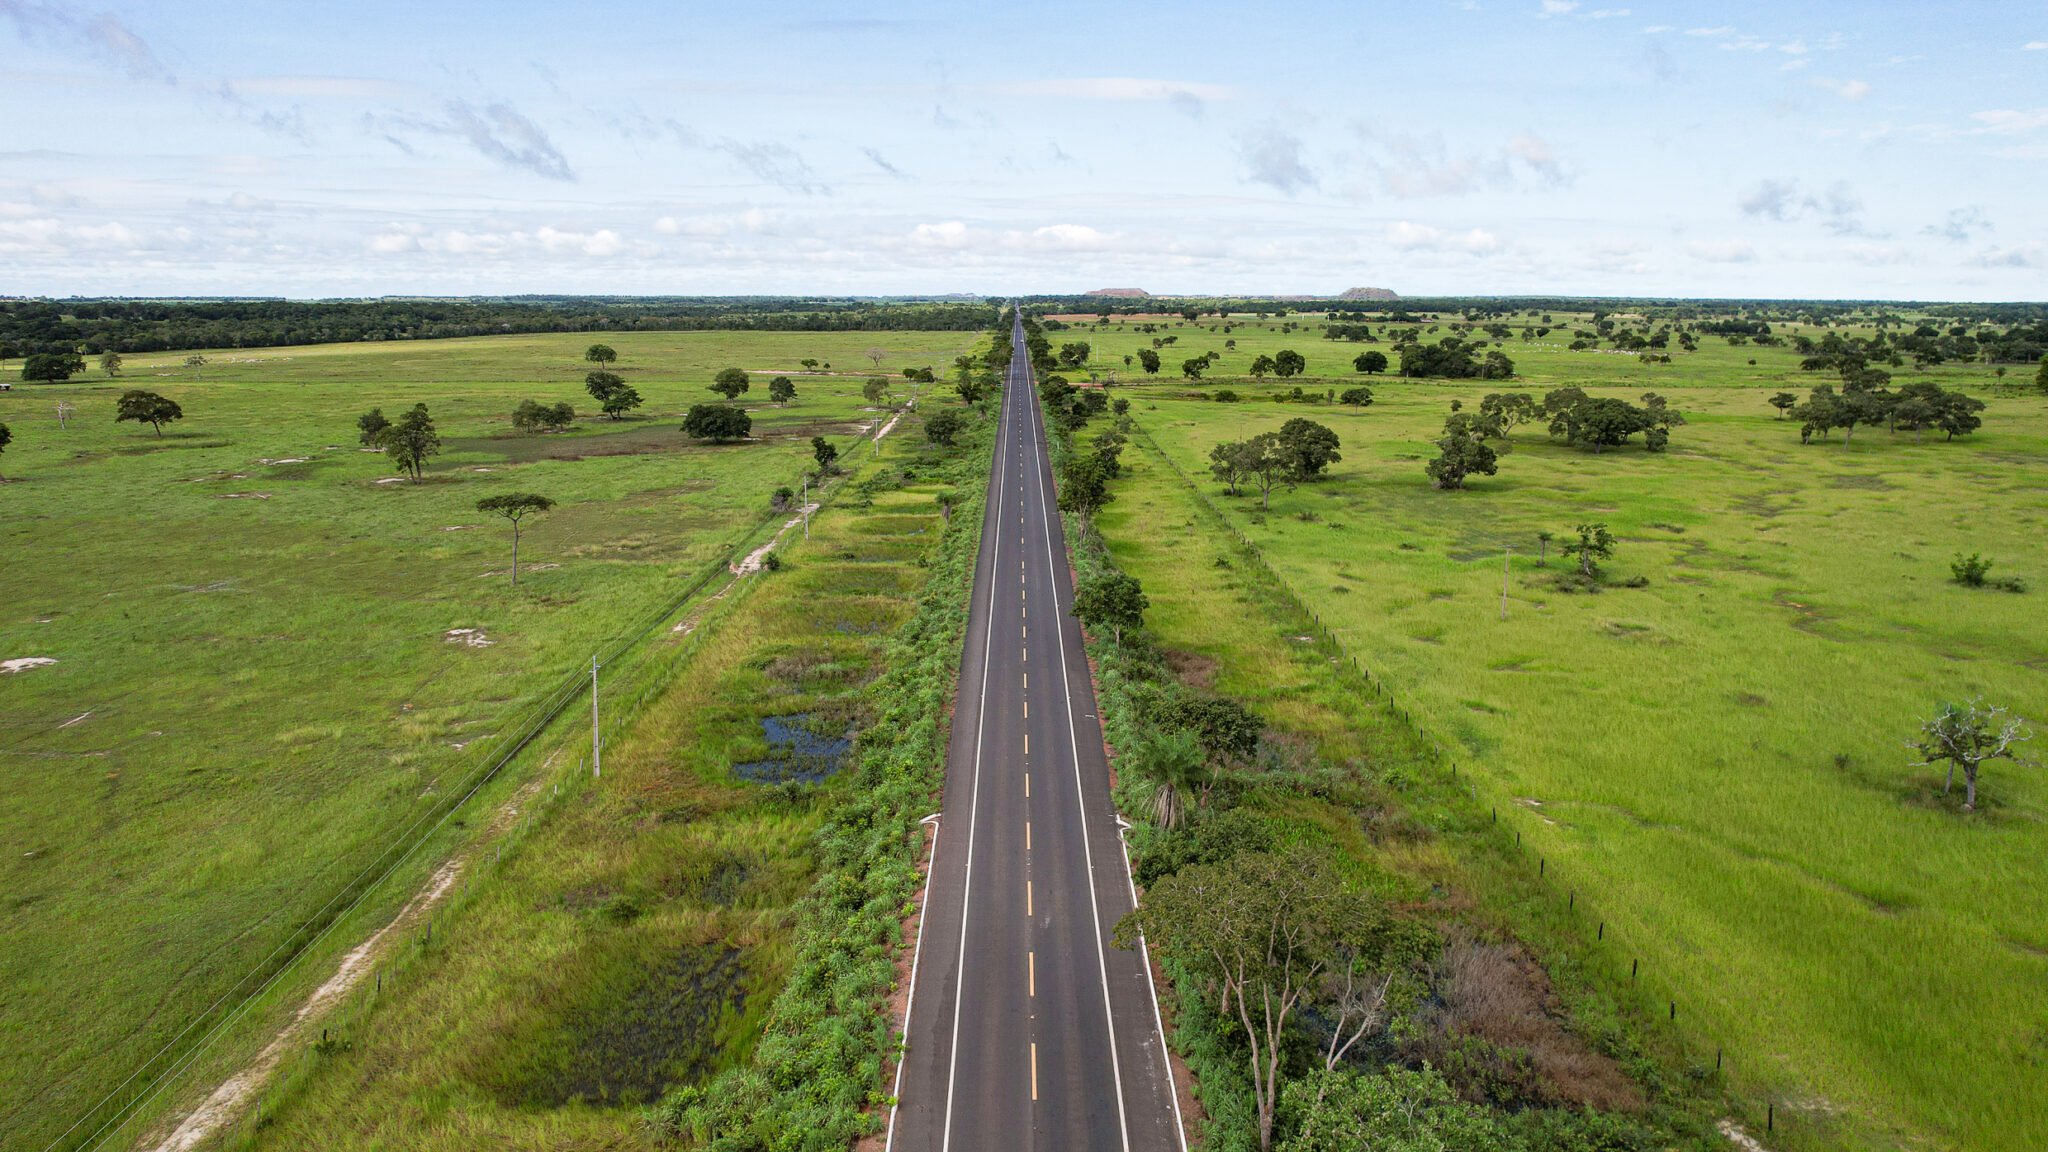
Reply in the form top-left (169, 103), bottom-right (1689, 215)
top-left (1125, 729), bottom-right (1206, 830)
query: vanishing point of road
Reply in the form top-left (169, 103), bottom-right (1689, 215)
top-left (887, 313), bottom-right (1185, 1152)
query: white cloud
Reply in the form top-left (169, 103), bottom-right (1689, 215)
top-left (1818, 78), bottom-right (1871, 100)
top-left (1385, 221), bottom-right (1502, 253)
top-left (654, 210), bottom-right (775, 238)
top-left (1685, 26), bottom-right (1734, 37)
top-left (1739, 179), bottom-right (1872, 236)
top-left (1009, 224), bottom-right (1118, 252)
top-left (1688, 240), bottom-right (1757, 263)
top-left (1537, 1), bottom-right (1579, 16)
top-left (1971, 245), bottom-right (2041, 268)
top-left (1971, 108), bottom-right (2048, 134)
top-left (363, 225), bottom-right (623, 258)
top-left (909, 221), bottom-right (971, 249)
top-left (229, 75), bottom-right (409, 99)
top-left (992, 77), bottom-right (1237, 102)
top-left (2025, 41), bottom-right (2048, 51)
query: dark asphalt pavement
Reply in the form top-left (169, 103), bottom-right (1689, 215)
top-left (888, 314), bottom-right (1183, 1152)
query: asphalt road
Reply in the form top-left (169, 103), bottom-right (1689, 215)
top-left (888, 315), bottom-right (1184, 1152)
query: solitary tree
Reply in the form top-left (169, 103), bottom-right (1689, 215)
top-left (1424, 426), bottom-right (1497, 490)
top-left (475, 493), bottom-right (555, 585)
top-left (1181, 357), bottom-right (1208, 381)
top-left (1137, 348), bottom-right (1161, 374)
top-left (768, 376), bottom-right (797, 403)
top-left (0, 422), bottom-right (11, 481)
top-left (1535, 529), bottom-right (1554, 566)
top-left (1353, 350), bottom-right (1389, 374)
top-left (22, 352), bottom-right (84, 382)
top-left (99, 351), bottom-right (123, 378)
top-left (711, 367), bottom-right (750, 399)
top-left (383, 403), bottom-right (441, 481)
top-left (115, 389), bottom-right (183, 436)
top-left (356, 407), bottom-right (391, 446)
top-left (1769, 391), bottom-right (1799, 419)
top-left (924, 408), bottom-right (966, 446)
top-left (1338, 386), bottom-right (1373, 407)
top-left (1115, 848), bottom-right (1384, 1152)
top-left (55, 400), bottom-right (73, 428)
top-left (812, 435), bottom-right (839, 475)
top-left (682, 403), bottom-right (751, 442)
top-left (1562, 522), bottom-right (1616, 579)
top-left (1911, 698), bottom-right (2034, 810)
top-left (1122, 728), bottom-right (1203, 829)
top-left (584, 343), bottom-right (617, 369)
top-left (1273, 349), bottom-right (1306, 378)
top-left (183, 354), bottom-right (207, 375)
top-left (585, 370), bottom-right (642, 418)
top-left (864, 346), bottom-right (888, 369)
top-left (1073, 569), bottom-right (1147, 645)
top-left (862, 376), bottom-right (890, 405)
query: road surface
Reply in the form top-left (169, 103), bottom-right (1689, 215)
top-left (888, 314), bottom-right (1184, 1152)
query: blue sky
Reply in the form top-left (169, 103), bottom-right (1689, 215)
top-left (2, 0), bottom-right (2044, 299)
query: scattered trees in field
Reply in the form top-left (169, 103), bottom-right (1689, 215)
top-left (1911, 698), bottom-right (2034, 810)
top-left (1137, 348), bottom-right (1161, 374)
top-left (383, 403), bottom-right (441, 481)
top-left (1951, 553), bottom-right (2025, 592)
top-left (1353, 350), bottom-right (1389, 374)
top-left (682, 403), bottom-right (751, 442)
top-left (1562, 522), bottom-right (1616, 580)
top-left (1074, 569), bottom-right (1147, 646)
top-left (1273, 349), bottom-right (1306, 378)
top-left (584, 343), bottom-right (617, 369)
top-left (1478, 392), bottom-right (1536, 437)
top-left (475, 493), bottom-right (555, 585)
top-left (811, 435), bottom-right (839, 475)
top-left (356, 407), bottom-right (391, 446)
top-left (512, 399), bottom-right (575, 433)
top-left (1114, 847), bottom-right (1385, 1152)
top-left (711, 367), bottom-right (750, 399)
top-left (768, 375), bottom-right (796, 402)
top-left (1207, 433), bottom-right (1291, 509)
top-left (1796, 380), bottom-right (1983, 444)
top-left (22, 352), bottom-right (84, 382)
top-left (1339, 386), bottom-right (1373, 407)
top-left (924, 408), bottom-right (966, 446)
top-left (115, 389), bottom-right (182, 436)
top-left (100, 351), bottom-right (123, 378)
top-left (1398, 337), bottom-right (1514, 380)
top-left (583, 370), bottom-right (643, 418)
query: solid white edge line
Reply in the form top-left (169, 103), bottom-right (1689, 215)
top-left (1024, 334), bottom-right (1134, 1152)
top-left (933, 326), bottom-right (1017, 1152)
top-left (882, 812), bottom-right (943, 1151)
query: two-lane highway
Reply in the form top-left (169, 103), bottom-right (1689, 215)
top-left (889, 313), bottom-right (1184, 1151)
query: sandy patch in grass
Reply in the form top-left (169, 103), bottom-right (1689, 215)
top-left (443, 628), bottom-right (494, 648)
top-left (3, 657), bottom-right (57, 674)
top-left (374, 477), bottom-right (407, 485)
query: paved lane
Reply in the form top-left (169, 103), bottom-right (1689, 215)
top-left (889, 313), bottom-right (1183, 1152)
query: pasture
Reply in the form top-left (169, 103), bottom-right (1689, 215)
top-left (0, 329), bottom-right (974, 1150)
top-left (1082, 317), bottom-right (2047, 1150)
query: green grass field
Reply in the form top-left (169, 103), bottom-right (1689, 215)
top-left (1078, 316), bottom-right (2048, 1150)
top-left (0, 329), bottom-right (973, 1150)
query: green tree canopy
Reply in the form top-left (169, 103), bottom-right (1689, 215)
top-left (22, 352), bottom-right (84, 383)
top-left (683, 403), bottom-right (752, 441)
top-left (768, 376), bottom-right (796, 402)
top-left (356, 407), bottom-right (390, 446)
top-left (711, 367), bottom-right (750, 399)
top-left (924, 407), bottom-right (966, 446)
top-left (1275, 418), bottom-right (1341, 481)
top-left (474, 493), bottom-right (556, 585)
top-left (584, 343), bottom-right (617, 368)
top-left (1073, 569), bottom-right (1147, 645)
top-left (115, 389), bottom-right (183, 436)
top-left (383, 403), bottom-right (441, 481)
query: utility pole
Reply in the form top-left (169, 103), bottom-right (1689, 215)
top-left (590, 655), bottom-right (601, 778)
top-left (1501, 546), bottom-right (1512, 621)
top-left (801, 476), bottom-right (810, 539)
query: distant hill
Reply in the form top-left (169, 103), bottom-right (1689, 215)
top-left (1085, 288), bottom-right (1150, 298)
top-left (1339, 286), bottom-right (1399, 300)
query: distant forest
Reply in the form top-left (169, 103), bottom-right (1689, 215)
top-left (0, 297), bottom-right (1001, 357)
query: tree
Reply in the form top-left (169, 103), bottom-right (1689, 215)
top-left (1114, 848), bottom-right (1383, 1152)
top-left (585, 371), bottom-right (642, 419)
top-left (1122, 728), bottom-right (1202, 829)
top-left (711, 367), bottom-right (750, 399)
top-left (1249, 354), bottom-right (1277, 379)
top-left (382, 403), bottom-right (441, 481)
top-left (22, 352), bottom-right (84, 383)
top-left (1137, 348), bottom-right (1161, 375)
top-left (1275, 418), bottom-right (1341, 481)
top-left (1209, 439), bottom-right (1254, 496)
top-left (475, 493), bottom-right (555, 586)
top-left (1536, 529), bottom-right (1554, 567)
top-left (800, 358), bottom-right (819, 372)
top-left (1769, 391), bottom-right (1799, 419)
top-left (682, 403), bottom-right (751, 442)
top-left (584, 343), bottom-right (617, 370)
top-left (1241, 432), bottom-right (1289, 509)
top-left (1279, 1067), bottom-right (1503, 1152)
top-left (812, 435), bottom-right (839, 475)
top-left (100, 351), bottom-right (123, 378)
top-left (1058, 341), bottom-right (1092, 368)
top-left (512, 399), bottom-right (574, 433)
top-left (1181, 357), bottom-right (1208, 381)
top-left (1353, 350), bottom-right (1389, 375)
top-left (0, 422), bottom-right (10, 481)
top-left (768, 376), bottom-right (796, 403)
top-left (1425, 426), bottom-right (1497, 490)
top-left (356, 407), bottom-right (391, 446)
top-left (1562, 522), bottom-right (1615, 579)
top-left (1477, 392), bottom-right (1536, 437)
top-left (1338, 386), bottom-right (1373, 407)
top-left (115, 389), bottom-right (183, 437)
top-left (1073, 570), bottom-right (1147, 646)
top-left (1273, 349), bottom-right (1306, 378)
top-left (862, 376), bottom-right (890, 405)
top-left (924, 408), bottom-right (966, 446)
top-left (184, 355), bottom-right (207, 375)
top-left (2037, 356), bottom-right (2048, 395)
top-left (1912, 698), bottom-right (2034, 810)
top-left (1057, 455), bottom-right (1113, 520)
top-left (864, 346), bottom-right (887, 369)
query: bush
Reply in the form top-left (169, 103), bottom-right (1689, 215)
top-left (1950, 553), bottom-right (2023, 591)
top-left (1212, 389), bottom-right (1240, 403)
